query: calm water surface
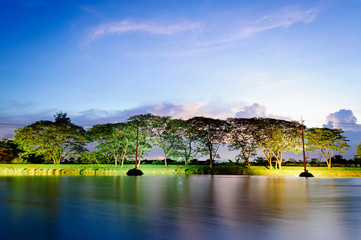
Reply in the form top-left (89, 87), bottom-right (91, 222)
top-left (0, 175), bottom-right (361, 240)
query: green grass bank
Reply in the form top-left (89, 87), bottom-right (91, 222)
top-left (1, 164), bottom-right (361, 177)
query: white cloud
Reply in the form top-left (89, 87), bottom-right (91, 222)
top-left (86, 7), bottom-right (317, 47)
top-left (233, 103), bottom-right (267, 118)
top-left (323, 109), bottom-right (361, 132)
top-left (232, 103), bottom-right (289, 120)
top-left (197, 7), bottom-right (317, 46)
top-left (71, 101), bottom-right (292, 127)
top-left (89, 19), bottom-right (202, 41)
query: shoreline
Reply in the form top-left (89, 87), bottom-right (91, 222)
top-left (0, 164), bottom-right (361, 177)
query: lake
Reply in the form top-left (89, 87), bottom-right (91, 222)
top-left (0, 175), bottom-right (360, 240)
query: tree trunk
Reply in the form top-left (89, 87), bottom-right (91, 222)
top-left (278, 152), bottom-right (283, 169)
top-left (327, 157), bottom-right (332, 169)
top-left (164, 153), bottom-right (168, 167)
top-left (137, 149), bottom-right (143, 168)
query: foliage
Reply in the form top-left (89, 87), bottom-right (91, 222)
top-left (172, 119), bottom-right (206, 165)
top-left (127, 114), bottom-right (155, 167)
top-left (253, 118), bottom-right (302, 169)
top-left (13, 113), bottom-right (85, 164)
top-left (86, 122), bottom-right (137, 166)
top-left (8, 112), bottom-right (352, 170)
top-left (306, 128), bottom-right (350, 169)
top-left (147, 115), bottom-right (182, 166)
top-left (356, 142), bottom-right (361, 159)
top-left (227, 118), bottom-right (258, 168)
top-left (0, 139), bottom-right (20, 163)
top-left (188, 116), bottom-right (230, 168)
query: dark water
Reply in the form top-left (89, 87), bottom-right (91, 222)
top-left (0, 176), bottom-right (361, 240)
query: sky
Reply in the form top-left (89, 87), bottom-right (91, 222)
top-left (1, 0), bottom-right (361, 158)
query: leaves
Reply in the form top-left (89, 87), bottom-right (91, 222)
top-left (13, 115), bottom-right (85, 164)
top-left (306, 128), bottom-right (350, 168)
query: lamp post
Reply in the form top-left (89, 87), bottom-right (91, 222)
top-left (299, 119), bottom-right (313, 177)
top-left (127, 124), bottom-right (144, 176)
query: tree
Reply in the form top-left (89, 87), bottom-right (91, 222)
top-left (188, 117), bottom-right (230, 168)
top-left (227, 118), bottom-right (258, 168)
top-left (86, 123), bottom-right (137, 166)
top-left (0, 139), bottom-right (20, 163)
top-left (356, 142), bottom-right (361, 159)
top-left (13, 113), bottom-right (85, 164)
top-left (127, 114), bottom-right (155, 167)
top-left (172, 119), bottom-right (206, 165)
top-left (150, 116), bottom-right (185, 167)
top-left (306, 128), bottom-right (350, 169)
top-left (253, 118), bottom-right (302, 169)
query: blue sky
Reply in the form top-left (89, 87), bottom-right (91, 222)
top-left (1, 0), bottom-right (361, 148)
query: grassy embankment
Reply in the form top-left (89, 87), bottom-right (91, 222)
top-left (0, 164), bottom-right (361, 177)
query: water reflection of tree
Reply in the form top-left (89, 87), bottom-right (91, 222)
top-left (4, 177), bottom-right (61, 239)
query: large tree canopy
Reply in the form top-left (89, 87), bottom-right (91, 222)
top-left (306, 127), bottom-right (350, 169)
top-left (227, 118), bottom-right (258, 167)
top-left (150, 116), bottom-right (184, 166)
top-left (13, 113), bottom-right (85, 164)
top-left (172, 119), bottom-right (206, 165)
top-left (188, 116), bottom-right (230, 168)
top-left (253, 118), bottom-right (302, 169)
top-left (86, 123), bottom-right (137, 166)
top-left (8, 112), bottom-right (352, 169)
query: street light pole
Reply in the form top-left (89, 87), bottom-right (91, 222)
top-left (301, 119), bottom-right (308, 173)
top-left (299, 118), bottom-right (314, 177)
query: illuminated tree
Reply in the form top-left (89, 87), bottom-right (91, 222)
top-left (127, 114), bottom-right (154, 167)
top-left (306, 128), bottom-right (350, 169)
top-left (13, 113), bottom-right (85, 164)
top-left (86, 123), bottom-right (137, 166)
top-left (356, 143), bottom-right (361, 159)
top-left (254, 118), bottom-right (302, 169)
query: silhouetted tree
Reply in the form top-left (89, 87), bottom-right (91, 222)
top-left (172, 119), bottom-right (206, 165)
top-left (227, 118), bottom-right (258, 168)
top-left (188, 117), bottom-right (230, 168)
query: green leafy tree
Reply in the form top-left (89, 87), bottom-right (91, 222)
top-left (306, 128), bottom-right (350, 169)
top-left (254, 118), bottom-right (302, 169)
top-left (85, 123), bottom-right (137, 166)
top-left (0, 139), bottom-right (20, 163)
top-left (127, 114), bottom-right (155, 167)
top-left (188, 116), bottom-right (230, 168)
top-left (150, 116), bottom-right (185, 166)
top-left (13, 113), bottom-right (85, 164)
top-left (356, 142), bottom-right (361, 159)
top-left (227, 118), bottom-right (258, 168)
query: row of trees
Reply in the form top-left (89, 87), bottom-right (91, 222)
top-left (1, 112), bottom-right (352, 169)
